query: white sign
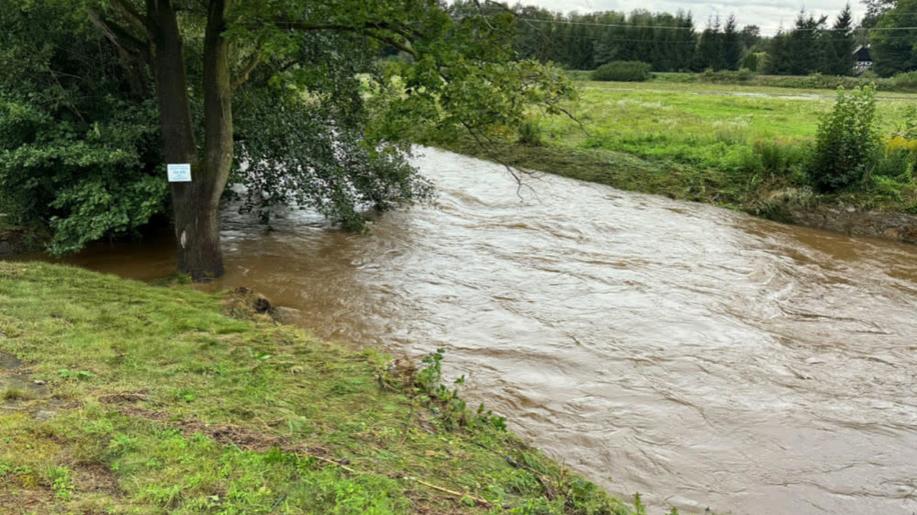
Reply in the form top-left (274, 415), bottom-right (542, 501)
top-left (167, 163), bottom-right (192, 183)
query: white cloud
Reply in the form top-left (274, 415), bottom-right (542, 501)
top-left (510, 0), bottom-right (865, 35)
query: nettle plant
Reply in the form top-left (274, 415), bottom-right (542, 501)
top-left (808, 85), bottom-right (880, 192)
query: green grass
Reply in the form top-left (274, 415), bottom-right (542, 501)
top-left (568, 70), bottom-right (917, 93)
top-left (0, 262), bottom-right (634, 514)
top-left (544, 80), bottom-right (913, 171)
top-left (437, 79), bottom-right (917, 219)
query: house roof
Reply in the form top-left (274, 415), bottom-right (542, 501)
top-left (854, 45), bottom-right (872, 62)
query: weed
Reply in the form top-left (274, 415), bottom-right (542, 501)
top-left (414, 348), bottom-right (507, 432)
top-left (47, 466), bottom-right (73, 500)
top-left (58, 369), bottom-right (95, 381)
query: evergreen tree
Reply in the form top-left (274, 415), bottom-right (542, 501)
top-left (723, 15), bottom-right (743, 70)
top-left (696, 17), bottom-right (724, 70)
top-left (766, 30), bottom-right (793, 74)
top-left (821, 5), bottom-right (856, 76)
top-left (786, 12), bottom-right (828, 75)
top-left (740, 25), bottom-right (762, 51)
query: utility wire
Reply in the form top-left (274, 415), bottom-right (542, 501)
top-left (517, 17), bottom-right (917, 33)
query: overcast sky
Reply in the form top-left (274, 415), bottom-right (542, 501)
top-left (511, 0), bottom-right (866, 35)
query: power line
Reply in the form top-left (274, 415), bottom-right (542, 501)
top-left (517, 16), bottom-right (917, 33)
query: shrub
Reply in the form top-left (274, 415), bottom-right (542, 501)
top-left (901, 106), bottom-right (917, 140)
top-left (0, 2), bottom-right (168, 254)
top-left (891, 71), bottom-right (917, 91)
top-left (808, 86), bottom-right (880, 192)
top-left (591, 61), bottom-right (652, 82)
top-left (700, 69), bottom-right (756, 83)
top-left (517, 119), bottom-right (544, 146)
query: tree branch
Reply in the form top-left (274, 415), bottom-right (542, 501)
top-left (231, 47), bottom-right (263, 92)
top-left (88, 8), bottom-right (150, 59)
top-left (110, 0), bottom-right (152, 38)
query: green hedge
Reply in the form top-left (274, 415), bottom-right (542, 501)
top-left (591, 61), bottom-right (652, 82)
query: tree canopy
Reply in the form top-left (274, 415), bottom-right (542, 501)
top-left (0, 0), bottom-right (572, 279)
top-left (871, 0), bottom-right (917, 76)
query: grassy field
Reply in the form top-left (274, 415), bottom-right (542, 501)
top-left (0, 262), bottom-right (634, 514)
top-left (441, 79), bottom-right (917, 219)
top-left (566, 70), bottom-right (917, 93)
top-left (542, 80), bottom-right (914, 178)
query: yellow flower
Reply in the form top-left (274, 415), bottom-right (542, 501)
top-left (886, 136), bottom-right (917, 153)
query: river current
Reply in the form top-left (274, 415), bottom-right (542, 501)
top-left (66, 148), bottom-right (917, 514)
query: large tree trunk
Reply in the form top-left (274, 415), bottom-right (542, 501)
top-left (147, 0), bottom-right (232, 281)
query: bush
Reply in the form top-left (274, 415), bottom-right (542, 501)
top-left (517, 119), bottom-right (544, 146)
top-left (700, 68), bottom-right (756, 83)
top-left (808, 86), bottom-right (880, 192)
top-left (891, 71), bottom-right (917, 91)
top-left (742, 52), bottom-right (768, 73)
top-left (591, 61), bottom-right (652, 82)
top-left (0, 97), bottom-right (166, 255)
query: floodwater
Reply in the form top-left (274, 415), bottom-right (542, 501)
top-left (64, 148), bottom-right (917, 514)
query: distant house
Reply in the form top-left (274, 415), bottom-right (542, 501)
top-left (853, 45), bottom-right (873, 74)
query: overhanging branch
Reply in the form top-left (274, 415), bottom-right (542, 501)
top-left (111, 0), bottom-right (152, 38)
top-left (88, 8), bottom-right (150, 60)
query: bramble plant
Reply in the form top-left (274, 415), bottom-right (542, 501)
top-left (808, 86), bottom-right (880, 192)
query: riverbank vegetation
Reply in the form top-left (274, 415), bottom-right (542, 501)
top-left (0, 261), bottom-right (637, 513)
top-left (434, 79), bottom-right (917, 222)
top-left (0, 1), bottom-right (572, 279)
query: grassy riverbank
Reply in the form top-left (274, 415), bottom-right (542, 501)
top-left (0, 262), bottom-right (633, 513)
top-left (437, 79), bottom-right (917, 222)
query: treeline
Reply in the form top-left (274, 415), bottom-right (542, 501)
top-left (767, 7), bottom-right (856, 76)
top-left (513, 8), bottom-right (697, 72)
top-left (505, 0), bottom-right (916, 77)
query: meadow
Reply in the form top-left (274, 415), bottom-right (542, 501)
top-left (541, 80), bottom-right (915, 177)
top-left (444, 79), bottom-right (917, 218)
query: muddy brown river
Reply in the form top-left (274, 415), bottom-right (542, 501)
top-left (62, 148), bottom-right (917, 514)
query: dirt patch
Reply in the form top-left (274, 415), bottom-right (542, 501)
top-left (0, 489), bottom-right (54, 513)
top-left (1, 351), bottom-right (49, 409)
top-left (97, 391), bottom-right (149, 404)
top-left (103, 398), bottom-right (292, 452)
top-left (71, 461), bottom-right (121, 496)
top-left (0, 351), bottom-right (22, 370)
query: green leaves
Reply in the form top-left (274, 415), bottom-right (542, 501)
top-left (809, 86), bottom-right (881, 192)
top-left (871, 0), bottom-right (917, 77)
top-left (3, 0), bottom-right (575, 251)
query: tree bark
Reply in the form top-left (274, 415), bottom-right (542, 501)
top-left (147, 0), bottom-right (231, 281)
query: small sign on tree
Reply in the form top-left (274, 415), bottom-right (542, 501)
top-left (167, 163), bottom-right (192, 183)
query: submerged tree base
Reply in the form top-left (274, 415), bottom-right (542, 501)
top-left (0, 262), bottom-right (634, 513)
